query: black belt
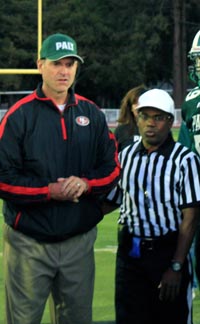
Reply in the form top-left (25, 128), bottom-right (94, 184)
top-left (140, 237), bottom-right (160, 251)
top-left (117, 224), bottom-right (178, 254)
top-left (139, 232), bottom-right (178, 251)
top-left (141, 238), bottom-right (155, 250)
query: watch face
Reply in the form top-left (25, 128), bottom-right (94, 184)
top-left (171, 262), bottom-right (182, 271)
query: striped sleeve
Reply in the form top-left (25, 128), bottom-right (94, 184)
top-left (180, 153), bottom-right (200, 207)
top-left (106, 185), bottom-right (122, 206)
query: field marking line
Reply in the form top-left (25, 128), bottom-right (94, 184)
top-left (95, 246), bottom-right (117, 253)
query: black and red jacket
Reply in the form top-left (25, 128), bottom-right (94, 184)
top-left (0, 84), bottom-right (121, 242)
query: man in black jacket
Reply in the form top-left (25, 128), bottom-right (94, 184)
top-left (0, 33), bottom-right (120, 324)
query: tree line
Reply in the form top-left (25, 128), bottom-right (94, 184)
top-left (0, 0), bottom-right (199, 108)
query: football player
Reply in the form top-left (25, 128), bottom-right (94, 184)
top-left (179, 29), bottom-right (200, 288)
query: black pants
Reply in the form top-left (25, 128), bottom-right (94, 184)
top-left (115, 225), bottom-right (193, 324)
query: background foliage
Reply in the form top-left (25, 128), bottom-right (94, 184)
top-left (0, 0), bottom-right (199, 107)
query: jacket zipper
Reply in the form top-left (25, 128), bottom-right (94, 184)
top-left (60, 115), bottom-right (67, 140)
top-left (14, 211), bottom-right (22, 229)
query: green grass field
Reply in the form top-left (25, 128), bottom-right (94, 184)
top-left (0, 127), bottom-right (199, 323)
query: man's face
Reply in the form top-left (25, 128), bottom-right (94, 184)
top-left (137, 107), bottom-right (173, 151)
top-left (37, 57), bottom-right (78, 98)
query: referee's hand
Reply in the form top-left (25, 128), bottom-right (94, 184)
top-left (158, 268), bottom-right (182, 302)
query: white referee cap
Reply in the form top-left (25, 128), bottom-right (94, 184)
top-left (137, 89), bottom-right (175, 117)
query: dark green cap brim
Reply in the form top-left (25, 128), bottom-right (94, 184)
top-left (42, 54), bottom-right (84, 63)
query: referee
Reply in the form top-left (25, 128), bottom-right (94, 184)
top-left (107, 89), bottom-right (200, 324)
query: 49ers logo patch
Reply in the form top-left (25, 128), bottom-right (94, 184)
top-left (75, 116), bottom-right (90, 126)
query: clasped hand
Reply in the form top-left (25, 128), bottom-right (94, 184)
top-left (48, 176), bottom-right (88, 202)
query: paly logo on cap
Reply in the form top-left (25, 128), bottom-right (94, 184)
top-left (55, 42), bottom-right (74, 51)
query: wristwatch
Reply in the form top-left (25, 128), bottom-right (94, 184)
top-left (171, 261), bottom-right (182, 272)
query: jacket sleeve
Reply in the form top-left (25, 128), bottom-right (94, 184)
top-left (0, 110), bottom-right (50, 204)
top-left (83, 113), bottom-right (121, 194)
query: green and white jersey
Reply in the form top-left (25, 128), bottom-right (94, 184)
top-left (181, 86), bottom-right (200, 155)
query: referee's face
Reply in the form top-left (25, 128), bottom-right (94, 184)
top-left (137, 107), bottom-right (173, 151)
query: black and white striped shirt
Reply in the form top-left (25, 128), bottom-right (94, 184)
top-left (108, 133), bottom-right (200, 237)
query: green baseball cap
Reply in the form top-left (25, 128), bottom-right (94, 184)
top-left (40, 33), bottom-right (84, 63)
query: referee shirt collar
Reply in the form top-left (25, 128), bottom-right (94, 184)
top-left (135, 132), bottom-right (175, 158)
